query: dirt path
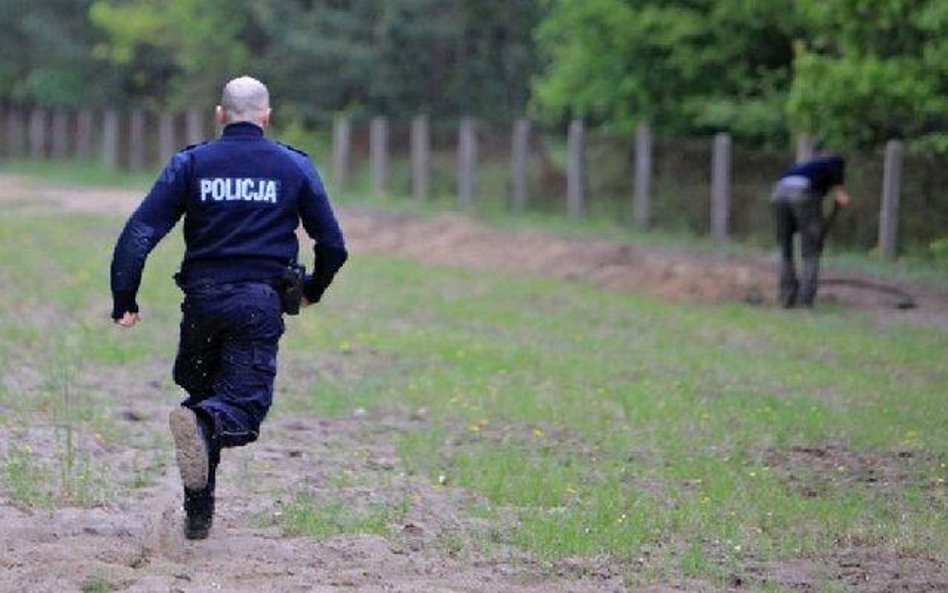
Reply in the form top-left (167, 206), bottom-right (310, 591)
top-left (1, 174), bottom-right (946, 593)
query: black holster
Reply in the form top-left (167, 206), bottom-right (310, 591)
top-left (278, 262), bottom-right (306, 315)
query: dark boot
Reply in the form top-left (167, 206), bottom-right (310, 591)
top-left (173, 406), bottom-right (220, 540)
top-left (183, 443), bottom-right (218, 540)
top-left (184, 486), bottom-right (215, 540)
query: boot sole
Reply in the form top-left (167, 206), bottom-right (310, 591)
top-left (169, 407), bottom-right (209, 490)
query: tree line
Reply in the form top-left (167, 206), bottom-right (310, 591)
top-left (2, 0), bottom-right (946, 152)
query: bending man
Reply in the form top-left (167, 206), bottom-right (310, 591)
top-left (771, 150), bottom-right (852, 308)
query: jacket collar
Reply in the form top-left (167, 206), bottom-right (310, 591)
top-left (222, 122), bottom-right (265, 138)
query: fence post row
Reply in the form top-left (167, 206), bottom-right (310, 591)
top-left (331, 114), bottom-right (350, 192)
top-left (7, 107), bottom-right (26, 158)
top-left (0, 108), bottom-right (914, 260)
top-left (75, 110), bottom-right (93, 161)
top-left (158, 113), bottom-right (175, 164)
top-left (879, 140), bottom-right (904, 261)
top-left (29, 108), bottom-right (47, 159)
top-left (370, 116), bottom-right (389, 197)
top-left (633, 122), bottom-right (653, 229)
top-left (511, 118), bottom-right (531, 212)
top-left (458, 116), bottom-right (477, 210)
top-left (711, 132), bottom-right (732, 242)
top-left (51, 111), bottom-right (69, 160)
top-left (566, 119), bottom-right (586, 219)
top-left (411, 114), bottom-right (430, 202)
top-left (101, 109), bottom-right (119, 169)
top-left (796, 133), bottom-right (816, 163)
top-left (129, 110), bottom-right (147, 171)
top-left (185, 108), bottom-right (204, 146)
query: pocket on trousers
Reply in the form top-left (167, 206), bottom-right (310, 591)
top-left (252, 344), bottom-right (278, 376)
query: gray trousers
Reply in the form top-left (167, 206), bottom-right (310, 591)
top-left (773, 192), bottom-right (824, 308)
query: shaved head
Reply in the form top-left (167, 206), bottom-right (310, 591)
top-left (218, 76), bottom-right (271, 127)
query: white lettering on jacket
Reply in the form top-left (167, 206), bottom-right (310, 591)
top-left (199, 178), bottom-right (280, 203)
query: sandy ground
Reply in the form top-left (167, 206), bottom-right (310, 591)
top-left (1, 174), bottom-right (946, 593)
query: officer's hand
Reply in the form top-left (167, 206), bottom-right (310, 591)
top-left (114, 311), bottom-right (140, 327)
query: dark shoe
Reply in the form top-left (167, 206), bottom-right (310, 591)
top-left (778, 261), bottom-right (799, 308)
top-left (169, 407), bottom-right (209, 490)
top-left (184, 489), bottom-right (214, 540)
top-left (779, 280), bottom-right (798, 308)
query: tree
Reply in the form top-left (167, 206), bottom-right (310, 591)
top-left (788, 0), bottom-right (948, 150)
top-left (250, 0), bottom-right (542, 123)
top-left (0, 0), bottom-right (112, 107)
top-left (532, 0), bottom-right (798, 142)
top-left (89, 0), bottom-right (250, 109)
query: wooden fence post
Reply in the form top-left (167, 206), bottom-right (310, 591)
top-left (796, 133), bottom-right (816, 163)
top-left (185, 108), bottom-right (204, 145)
top-left (29, 108), bottom-right (47, 159)
top-left (331, 114), bottom-right (350, 191)
top-left (411, 114), bottom-right (430, 202)
top-left (711, 132), bottom-right (732, 241)
top-left (458, 117), bottom-right (478, 209)
top-left (129, 110), bottom-right (146, 171)
top-left (51, 110), bottom-right (69, 160)
top-left (511, 118), bottom-right (531, 212)
top-left (566, 119), bottom-right (586, 218)
top-left (633, 122), bottom-right (653, 228)
top-left (370, 116), bottom-right (388, 197)
top-left (158, 112), bottom-right (176, 162)
top-left (101, 109), bottom-right (119, 169)
top-left (75, 110), bottom-right (93, 160)
top-left (878, 140), bottom-right (904, 261)
top-left (6, 107), bottom-right (26, 158)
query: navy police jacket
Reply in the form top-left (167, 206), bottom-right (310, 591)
top-left (778, 154), bottom-right (845, 197)
top-left (110, 122), bottom-right (347, 319)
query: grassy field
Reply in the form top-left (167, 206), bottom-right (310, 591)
top-left (0, 166), bottom-right (946, 590)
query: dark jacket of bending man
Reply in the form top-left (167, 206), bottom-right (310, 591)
top-left (109, 76), bottom-right (347, 539)
top-left (771, 152), bottom-right (852, 308)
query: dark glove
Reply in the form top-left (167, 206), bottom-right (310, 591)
top-left (111, 291), bottom-right (140, 320)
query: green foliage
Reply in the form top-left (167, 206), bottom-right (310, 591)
top-left (3, 0), bottom-right (948, 151)
top-left (930, 238), bottom-right (948, 265)
top-left (80, 575), bottom-right (115, 593)
top-left (0, 0), bottom-right (113, 106)
top-left (533, 0), bottom-right (948, 151)
top-left (533, 0), bottom-right (797, 141)
top-left (788, 0), bottom-right (948, 149)
top-left (89, 0), bottom-right (250, 108)
top-left (250, 0), bottom-right (542, 123)
top-left (81, 0), bottom-right (542, 121)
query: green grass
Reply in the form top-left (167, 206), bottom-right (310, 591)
top-left (0, 168), bottom-right (946, 588)
top-left (0, 158), bottom-right (155, 189)
top-left (277, 493), bottom-right (407, 539)
top-left (288, 251), bottom-right (947, 574)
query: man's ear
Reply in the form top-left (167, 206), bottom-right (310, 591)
top-left (215, 105), bottom-right (227, 125)
top-left (260, 108), bottom-right (272, 129)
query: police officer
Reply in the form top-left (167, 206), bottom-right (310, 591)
top-left (110, 76), bottom-right (347, 539)
top-left (771, 150), bottom-right (852, 308)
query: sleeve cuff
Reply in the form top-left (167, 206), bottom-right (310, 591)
top-left (112, 292), bottom-right (140, 319)
top-left (303, 277), bottom-right (325, 304)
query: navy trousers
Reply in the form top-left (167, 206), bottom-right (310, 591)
top-left (774, 198), bottom-right (824, 308)
top-left (173, 282), bottom-right (284, 450)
